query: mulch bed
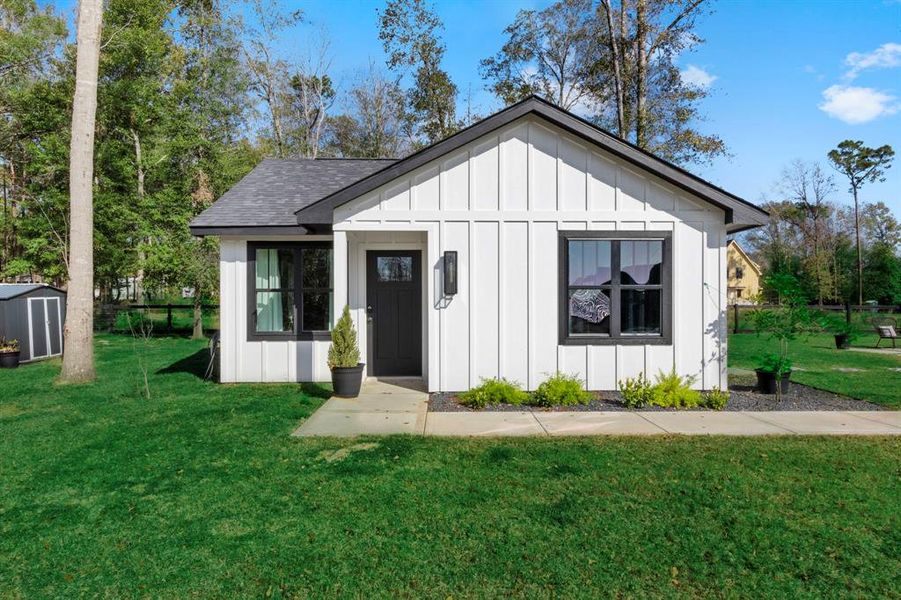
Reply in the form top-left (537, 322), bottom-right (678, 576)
top-left (429, 374), bottom-right (885, 413)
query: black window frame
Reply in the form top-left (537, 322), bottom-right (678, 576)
top-left (247, 241), bottom-right (333, 342)
top-left (559, 231), bottom-right (672, 345)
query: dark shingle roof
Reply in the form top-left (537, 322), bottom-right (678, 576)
top-left (0, 284), bottom-right (63, 300)
top-left (190, 158), bottom-right (396, 232)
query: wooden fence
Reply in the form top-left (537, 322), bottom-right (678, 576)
top-left (729, 303), bottom-right (899, 334)
top-left (97, 303), bottom-right (220, 333)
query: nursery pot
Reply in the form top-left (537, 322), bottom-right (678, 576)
top-left (330, 363), bottom-right (365, 398)
top-left (834, 334), bottom-right (850, 350)
top-left (755, 369), bottom-right (791, 395)
top-left (0, 351), bottom-right (20, 369)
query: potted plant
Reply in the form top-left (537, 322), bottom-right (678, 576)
top-left (748, 273), bottom-right (814, 399)
top-left (327, 305), bottom-right (364, 398)
top-left (830, 318), bottom-right (857, 349)
top-left (0, 337), bottom-right (21, 369)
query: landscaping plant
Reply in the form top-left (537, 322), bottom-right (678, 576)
top-left (748, 273), bottom-right (815, 399)
top-left (649, 368), bottom-right (701, 408)
top-left (459, 378), bottom-right (529, 409)
top-left (618, 373), bottom-right (653, 408)
top-left (530, 372), bottom-right (592, 407)
top-left (327, 306), bottom-right (360, 369)
top-left (704, 387), bottom-right (730, 410)
top-left (0, 338), bottom-right (19, 353)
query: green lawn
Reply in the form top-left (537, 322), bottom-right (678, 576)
top-left (729, 333), bottom-right (901, 408)
top-left (0, 335), bottom-right (899, 597)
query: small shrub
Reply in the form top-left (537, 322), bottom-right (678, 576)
top-left (758, 352), bottom-right (792, 375)
top-left (327, 306), bottom-right (360, 369)
top-left (460, 378), bottom-right (528, 409)
top-left (650, 369), bottom-right (701, 408)
top-left (703, 387), bottom-right (729, 410)
top-left (618, 373), bottom-right (653, 408)
top-left (530, 372), bottom-right (592, 407)
top-left (0, 337), bottom-right (19, 352)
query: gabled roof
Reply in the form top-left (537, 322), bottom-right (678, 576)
top-left (727, 240), bottom-right (762, 275)
top-left (295, 96), bottom-right (768, 232)
top-left (190, 158), bottom-right (396, 235)
top-left (0, 284), bottom-right (65, 300)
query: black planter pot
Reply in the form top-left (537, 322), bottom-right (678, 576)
top-left (834, 334), bottom-right (850, 349)
top-left (0, 351), bottom-right (21, 369)
top-left (331, 363), bottom-right (365, 398)
top-left (755, 369), bottom-right (791, 395)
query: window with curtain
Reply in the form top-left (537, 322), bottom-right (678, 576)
top-left (559, 232), bottom-right (672, 345)
top-left (248, 242), bottom-right (333, 341)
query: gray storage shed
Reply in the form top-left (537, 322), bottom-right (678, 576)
top-left (0, 284), bottom-right (67, 362)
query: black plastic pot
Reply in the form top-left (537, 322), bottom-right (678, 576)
top-left (0, 351), bottom-right (20, 369)
top-left (834, 334), bottom-right (850, 349)
top-left (331, 363), bottom-right (365, 398)
top-left (755, 369), bottom-right (791, 395)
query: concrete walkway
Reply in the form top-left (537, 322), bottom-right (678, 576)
top-left (292, 379), bottom-right (901, 438)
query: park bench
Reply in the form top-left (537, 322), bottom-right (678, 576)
top-left (872, 317), bottom-right (898, 349)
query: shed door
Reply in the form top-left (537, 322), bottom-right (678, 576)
top-left (28, 297), bottom-right (62, 360)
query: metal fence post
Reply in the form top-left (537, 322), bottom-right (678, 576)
top-left (733, 304), bottom-right (739, 334)
top-left (167, 304), bottom-right (173, 333)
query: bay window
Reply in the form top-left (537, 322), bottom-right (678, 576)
top-left (247, 242), bottom-right (333, 341)
top-left (559, 231), bottom-right (672, 345)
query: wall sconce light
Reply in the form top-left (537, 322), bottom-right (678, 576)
top-left (443, 250), bottom-right (458, 296)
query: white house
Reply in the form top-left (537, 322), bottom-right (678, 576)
top-left (190, 97), bottom-right (768, 392)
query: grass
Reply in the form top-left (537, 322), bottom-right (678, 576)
top-left (729, 332), bottom-right (901, 408)
top-left (0, 335), bottom-right (899, 597)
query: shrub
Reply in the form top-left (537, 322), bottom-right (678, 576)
top-left (703, 387), bottom-right (730, 410)
top-left (0, 337), bottom-right (19, 352)
top-left (530, 372), bottom-right (592, 407)
top-left (758, 352), bottom-right (792, 375)
top-left (650, 369), bottom-right (701, 408)
top-left (618, 373), bottom-right (653, 408)
top-left (327, 306), bottom-right (360, 369)
top-left (460, 378), bottom-right (528, 409)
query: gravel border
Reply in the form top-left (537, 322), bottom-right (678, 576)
top-left (429, 376), bottom-right (885, 413)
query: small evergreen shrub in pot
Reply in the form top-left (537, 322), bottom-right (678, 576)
top-left (460, 378), bottom-right (528, 409)
top-left (530, 372), bottom-right (592, 407)
top-left (327, 306), bottom-right (364, 398)
top-left (0, 338), bottom-right (20, 369)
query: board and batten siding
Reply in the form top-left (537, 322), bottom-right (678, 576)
top-left (219, 236), bottom-right (332, 383)
top-left (335, 116), bottom-right (728, 391)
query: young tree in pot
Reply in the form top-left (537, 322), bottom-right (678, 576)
top-left (0, 338), bottom-right (21, 369)
top-left (828, 317), bottom-right (857, 350)
top-left (748, 273), bottom-right (815, 399)
top-left (327, 306), bottom-right (364, 398)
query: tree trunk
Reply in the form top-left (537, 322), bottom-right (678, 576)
top-left (853, 186), bottom-right (863, 307)
top-left (600, 0), bottom-right (625, 137)
top-left (635, 0), bottom-right (648, 148)
top-left (130, 128), bottom-right (146, 303)
top-left (192, 292), bottom-right (204, 340)
top-left (60, 0), bottom-right (103, 383)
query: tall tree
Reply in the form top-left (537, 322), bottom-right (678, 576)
top-left (379, 0), bottom-right (458, 145)
top-left (827, 140), bottom-right (895, 305)
top-left (60, 0), bottom-right (103, 383)
top-left (286, 38), bottom-right (335, 158)
top-left (479, 0), bottom-right (594, 110)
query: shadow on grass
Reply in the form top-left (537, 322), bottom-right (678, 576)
top-left (300, 382), bottom-right (332, 399)
top-left (156, 349), bottom-right (210, 379)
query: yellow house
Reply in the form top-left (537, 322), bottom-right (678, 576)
top-left (727, 240), bottom-right (762, 304)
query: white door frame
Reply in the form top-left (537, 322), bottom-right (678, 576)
top-left (26, 297), bottom-right (62, 361)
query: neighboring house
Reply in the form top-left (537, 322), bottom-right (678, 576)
top-left (190, 96), bottom-right (768, 391)
top-left (726, 240), bottom-right (762, 304)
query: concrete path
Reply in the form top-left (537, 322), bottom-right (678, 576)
top-left (292, 379), bottom-right (901, 438)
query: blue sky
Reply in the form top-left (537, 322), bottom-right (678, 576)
top-left (53, 0), bottom-right (901, 215)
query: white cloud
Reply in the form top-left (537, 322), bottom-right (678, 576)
top-left (843, 42), bottom-right (901, 80)
top-left (680, 65), bottom-right (716, 88)
top-left (818, 85), bottom-right (899, 124)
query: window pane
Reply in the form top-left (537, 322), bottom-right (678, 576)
top-left (256, 291), bottom-right (294, 332)
top-left (302, 292), bottom-right (330, 331)
top-left (568, 288), bottom-right (611, 334)
top-left (568, 240), bottom-right (612, 286)
top-left (620, 240), bottom-right (662, 285)
top-left (255, 248), bottom-right (294, 289)
top-left (303, 248), bottom-right (331, 288)
top-left (621, 289), bottom-right (661, 334)
top-left (377, 256), bottom-right (413, 281)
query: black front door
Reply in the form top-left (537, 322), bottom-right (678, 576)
top-left (367, 250), bottom-right (422, 376)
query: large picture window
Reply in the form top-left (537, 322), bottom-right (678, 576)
top-left (559, 231), bottom-right (672, 345)
top-left (248, 242), bottom-right (333, 341)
